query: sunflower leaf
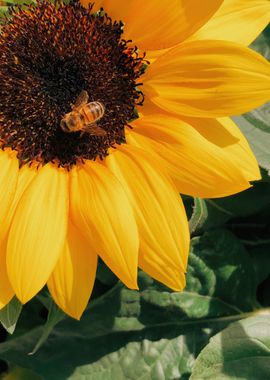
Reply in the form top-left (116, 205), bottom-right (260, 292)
top-left (250, 25), bottom-right (270, 60)
top-left (96, 258), bottom-right (118, 286)
top-left (248, 25), bottom-right (270, 138)
top-left (29, 300), bottom-right (65, 355)
top-left (194, 182), bottom-right (270, 230)
top-left (233, 115), bottom-right (270, 172)
top-left (242, 103), bottom-right (270, 134)
top-left (0, 229), bottom-right (259, 379)
top-left (188, 229), bottom-right (257, 311)
top-left (0, 297), bottom-right (22, 334)
top-left (247, 243), bottom-right (270, 288)
top-left (190, 314), bottom-right (270, 380)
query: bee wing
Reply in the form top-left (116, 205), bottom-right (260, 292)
top-left (72, 90), bottom-right (89, 110)
top-left (82, 123), bottom-right (107, 136)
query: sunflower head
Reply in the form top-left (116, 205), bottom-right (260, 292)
top-left (0, 0), bottom-right (147, 168)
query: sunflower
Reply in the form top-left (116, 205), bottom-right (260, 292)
top-left (0, 0), bottom-right (269, 319)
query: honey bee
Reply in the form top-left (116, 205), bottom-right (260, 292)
top-left (60, 90), bottom-right (106, 136)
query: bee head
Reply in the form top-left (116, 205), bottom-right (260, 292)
top-left (60, 113), bottom-right (77, 133)
top-left (60, 119), bottom-right (70, 132)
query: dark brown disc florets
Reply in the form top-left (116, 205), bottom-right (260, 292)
top-left (0, 0), bottom-right (147, 168)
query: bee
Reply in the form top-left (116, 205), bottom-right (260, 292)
top-left (60, 90), bottom-right (106, 136)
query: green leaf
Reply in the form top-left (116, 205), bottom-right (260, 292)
top-left (96, 258), bottom-right (118, 286)
top-left (0, 297), bottom-right (22, 334)
top-left (189, 229), bottom-right (257, 311)
top-left (195, 182), bottom-right (270, 230)
top-left (190, 314), bottom-right (270, 380)
top-left (233, 115), bottom-right (270, 172)
top-left (242, 24), bottom-right (270, 135)
top-left (246, 243), bottom-right (270, 286)
top-left (29, 300), bottom-right (65, 355)
top-left (0, 322), bottom-right (214, 380)
top-left (189, 198), bottom-right (208, 235)
top-left (65, 331), bottom-right (205, 380)
top-left (0, 229), bottom-right (258, 379)
top-left (243, 103), bottom-right (270, 134)
top-left (250, 25), bottom-right (270, 60)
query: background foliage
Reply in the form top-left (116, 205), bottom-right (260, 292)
top-left (0, 4), bottom-right (269, 379)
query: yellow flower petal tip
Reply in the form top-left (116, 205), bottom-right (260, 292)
top-left (70, 162), bottom-right (139, 293)
top-left (128, 115), bottom-right (259, 198)
top-left (190, 0), bottom-right (270, 46)
top-left (0, 0), bottom-right (267, 316)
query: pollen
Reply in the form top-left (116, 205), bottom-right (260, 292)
top-left (0, 0), bottom-right (147, 168)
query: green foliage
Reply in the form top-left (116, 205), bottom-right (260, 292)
top-left (192, 182), bottom-right (270, 230)
top-left (190, 315), bottom-right (270, 380)
top-left (233, 26), bottom-right (270, 172)
top-left (0, 298), bottom-right (22, 335)
top-left (189, 198), bottom-right (208, 235)
top-left (249, 243), bottom-right (270, 285)
top-left (234, 115), bottom-right (270, 172)
top-left (29, 300), bottom-right (65, 355)
top-left (250, 25), bottom-right (270, 60)
top-left (243, 104), bottom-right (270, 135)
top-left (0, 229), bottom-right (266, 379)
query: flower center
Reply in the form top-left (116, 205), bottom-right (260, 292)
top-left (0, 0), bottom-right (147, 168)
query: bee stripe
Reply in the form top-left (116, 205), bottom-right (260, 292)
top-left (83, 107), bottom-right (94, 123)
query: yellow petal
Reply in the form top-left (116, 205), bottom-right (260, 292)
top-left (7, 165), bottom-right (68, 303)
top-left (0, 238), bottom-right (14, 309)
top-left (106, 146), bottom-right (189, 291)
top-left (0, 150), bottom-right (19, 233)
top-left (70, 161), bottom-right (139, 289)
top-left (94, 0), bottom-right (223, 51)
top-left (182, 116), bottom-right (261, 182)
top-left (47, 222), bottom-right (97, 320)
top-left (190, 0), bottom-right (270, 46)
top-left (128, 115), bottom-right (253, 198)
top-left (146, 48), bottom-right (169, 65)
top-left (0, 165), bottom-right (37, 308)
top-left (0, 164), bottom-right (38, 242)
top-left (143, 40), bottom-right (270, 118)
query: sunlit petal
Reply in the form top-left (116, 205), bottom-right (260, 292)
top-left (89, 0), bottom-right (223, 50)
top-left (0, 239), bottom-right (14, 309)
top-left (70, 161), bottom-right (139, 289)
top-left (143, 40), bottom-right (270, 117)
top-left (0, 150), bottom-right (19, 237)
top-left (48, 222), bottom-right (97, 320)
top-left (190, 0), bottom-right (270, 46)
top-left (7, 165), bottom-right (68, 303)
top-left (128, 115), bottom-right (255, 198)
top-left (106, 146), bottom-right (189, 290)
top-left (182, 116), bottom-right (261, 182)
